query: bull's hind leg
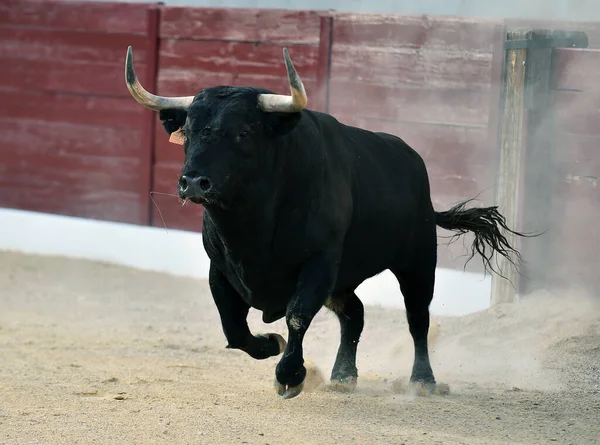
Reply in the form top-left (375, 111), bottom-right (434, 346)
top-left (326, 291), bottom-right (364, 390)
top-left (390, 249), bottom-right (437, 390)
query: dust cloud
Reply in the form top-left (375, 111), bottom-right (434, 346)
top-left (257, 282), bottom-right (600, 398)
top-left (307, 291), bottom-right (600, 398)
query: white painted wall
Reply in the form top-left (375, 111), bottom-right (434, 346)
top-left (0, 207), bottom-right (491, 316)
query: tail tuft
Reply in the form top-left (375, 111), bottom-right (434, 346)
top-left (435, 198), bottom-right (540, 281)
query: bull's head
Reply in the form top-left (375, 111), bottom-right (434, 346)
top-left (125, 46), bottom-right (307, 208)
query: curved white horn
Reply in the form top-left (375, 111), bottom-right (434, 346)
top-left (125, 46), bottom-right (195, 111)
top-left (258, 48), bottom-right (307, 113)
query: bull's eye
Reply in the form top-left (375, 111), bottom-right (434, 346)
top-left (239, 130), bottom-right (249, 138)
top-left (201, 128), bottom-right (211, 136)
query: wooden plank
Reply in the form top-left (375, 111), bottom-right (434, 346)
top-left (156, 41), bottom-right (319, 99)
top-left (0, 27), bottom-right (150, 95)
top-left (491, 29), bottom-right (528, 305)
top-left (314, 15), bottom-right (333, 113)
top-left (160, 7), bottom-right (322, 43)
top-left (0, 151), bottom-right (143, 193)
top-left (0, 140), bottom-right (147, 222)
top-left (0, 89), bottom-right (145, 129)
top-left (330, 45), bottom-right (492, 90)
top-left (140, 5), bottom-right (161, 226)
top-left (332, 13), bottom-right (499, 52)
top-left (0, 117), bottom-right (144, 159)
top-left (553, 48), bottom-right (600, 92)
top-left (486, 24), bottom-right (507, 179)
top-left (0, 28), bottom-right (150, 65)
top-left (553, 90), bottom-right (600, 137)
top-left (0, 149), bottom-right (147, 224)
top-left (0, 187), bottom-right (144, 225)
top-left (329, 82), bottom-right (490, 127)
top-left (0, 0), bottom-right (152, 35)
top-left (0, 55), bottom-right (149, 96)
top-left (157, 69), bottom-right (234, 96)
top-left (159, 40), bottom-right (320, 78)
top-left (428, 166), bottom-right (496, 211)
top-left (337, 116), bottom-right (490, 161)
top-left (156, 73), bottom-right (318, 108)
top-left (151, 163), bottom-right (204, 232)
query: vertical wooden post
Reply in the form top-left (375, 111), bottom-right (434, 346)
top-left (142, 4), bottom-right (161, 226)
top-left (490, 29), bottom-right (588, 306)
top-left (486, 24), bottom-right (508, 179)
top-left (315, 15), bottom-right (333, 113)
top-left (491, 29), bottom-right (528, 306)
top-left (519, 30), bottom-right (587, 296)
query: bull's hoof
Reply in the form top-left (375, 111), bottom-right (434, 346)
top-left (409, 380), bottom-right (437, 396)
top-left (327, 375), bottom-right (358, 393)
top-left (274, 379), bottom-right (304, 399)
top-left (391, 378), bottom-right (450, 396)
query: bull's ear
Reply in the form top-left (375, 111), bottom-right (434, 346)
top-left (168, 128), bottom-right (185, 145)
top-left (159, 109), bottom-right (187, 136)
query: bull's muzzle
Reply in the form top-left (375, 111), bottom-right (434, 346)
top-left (178, 174), bottom-right (213, 204)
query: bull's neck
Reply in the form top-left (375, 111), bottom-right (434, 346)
top-left (202, 141), bottom-right (315, 251)
top-left (201, 173), bottom-right (286, 250)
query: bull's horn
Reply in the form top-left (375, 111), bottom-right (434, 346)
top-left (258, 48), bottom-right (307, 113)
top-left (125, 46), bottom-right (195, 111)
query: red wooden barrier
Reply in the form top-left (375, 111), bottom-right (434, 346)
top-left (1, 0), bottom-right (599, 288)
top-left (0, 0), bottom-right (158, 225)
top-left (150, 7), bottom-right (330, 232)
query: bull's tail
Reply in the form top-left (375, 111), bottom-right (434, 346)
top-left (435, 199), bottom-right (538, 280)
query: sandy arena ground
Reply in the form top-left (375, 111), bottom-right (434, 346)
top-left (0, 251), bottom-right (599, 444)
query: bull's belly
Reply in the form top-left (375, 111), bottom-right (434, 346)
top-left (334, 220), bottom-right (409, 289)
top-left (335, 250), bottom-right (395, 291)
top-left (218, 258), bottom-right (296, 322)
top-left (213, 236), bottom-right (406, 320)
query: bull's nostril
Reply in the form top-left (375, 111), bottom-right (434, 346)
top-left (199, 178), bottom-right (211, 191)
top-left (179, 176), bottom-right (189, 192)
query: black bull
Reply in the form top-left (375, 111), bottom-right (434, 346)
top-left (125, 46), bottom-right (531, 399)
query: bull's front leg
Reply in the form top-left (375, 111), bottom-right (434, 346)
top-left (209, 263), bottom-right (286, 360)
top-left (275, 251), bottom-right (340, 399)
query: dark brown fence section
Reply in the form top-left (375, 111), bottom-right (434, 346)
top-left (150, 8), bottom-right (330, 232)
top-left (0, 0), bottom-right (158, 225)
